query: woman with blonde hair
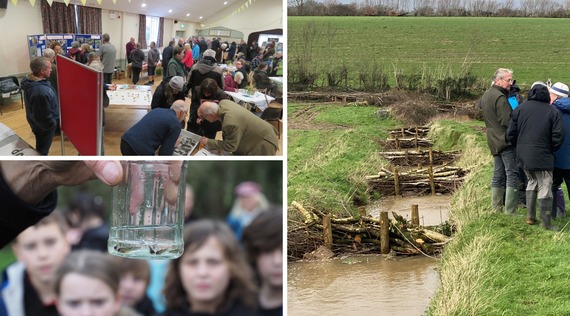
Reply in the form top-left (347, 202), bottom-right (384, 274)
top-left (226, 181), bottom-right (269, 239)
top-left (54, 250), bottom-right (139, 316)
top-left (160, 220), bottom-right (258, 316)
top-left (182, 43), bottom-right (194, 73)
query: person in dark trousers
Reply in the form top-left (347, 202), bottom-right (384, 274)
top-left (21, 57), bottom-right (60, 155)
top-left (129, 42), bottom-right (145, 85)
top-left (507, 82), bottom-right (566, 230)
top-left (481, 68), bottom-right (519, 215)
top-left (161, 40), bottom-right (175, 78)
top-left (549, 82), bottom-right (570, 219)
top-left (120, 100), bottom-right (187, 156)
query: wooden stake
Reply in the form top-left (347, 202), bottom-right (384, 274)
top-left (414, 127), bottom-right (419, 150)
top-left (428, 165), bottom-right (436, 195)
top-left (323, 214), bottom-right (333, 250)
top-left (395, 135), bottom-right (400, 149)
top-left (380, 212), bottom-right (390, 254)
top-left (393, 166), bottom-right (400, 196)
top-left (429, 148), bottom-right (433, 165)
top-left (411, 204), bottom-right (419, 226)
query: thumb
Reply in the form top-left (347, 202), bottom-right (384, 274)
top-left (84, 161), bottom-right (123, 186)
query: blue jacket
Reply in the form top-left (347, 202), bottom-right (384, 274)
top-left (553, 97), bottom-right (570, 169)
top-left (121, 108), bottom-right (182, 155)
top-left (20, 75), bottom-right (59, 133)
top-left (0, 262), bottom-right (26, 316)
top-left (192, 44), bottom-right (200, 60)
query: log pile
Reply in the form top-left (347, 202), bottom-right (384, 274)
top-left (366, 166), bottom-right (467, 196)
top-left (288, 202), bottom-right (453, 261)
top-left (384, 136), bottom-right (433, 149)
top-left (380, 149), bottom-right (460, 166)
top-left (388, 126), bottom-right (430, 138)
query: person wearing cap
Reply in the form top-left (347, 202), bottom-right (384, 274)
top-left (481, 68), bottom-right (519, 214)
top-left (507, 82), bottom-right (565, 230)
top-left (150, 76), bottom-right (186, 111)
top-left (549, 82), bottom-right (570, 219)
top-left (197, 100), bottom-right (279, 156)
top-left (226, 181), bottom-right (270, 239)
top-left (120, 100), bottom-right (188, 156)
top-left (185, 49), bottom-right (224, 134)
top-left (166, 46), bottom-right (186, 80)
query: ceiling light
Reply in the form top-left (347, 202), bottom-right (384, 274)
top-left (169, 9), bottom-right (172, 13)
top-left (186, 13), bottom-right (190, 16)
top-left (199, 16), bottom-right (203, 19)
top-left (224, 1), bottom-right (228, 4)
top-left (141, 3), bottom-right (146, 7)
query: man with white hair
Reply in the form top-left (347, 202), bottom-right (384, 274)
top-left (121, 100), bottom-right (188, 156)
top-left (42, 48), bottom-right (58, 97)
top-left (481, 68), bottom-right (519, 214)
top-left (197, 100), bottom-right (279, 155)
top-left (507, 82), bottom-right (566, 229)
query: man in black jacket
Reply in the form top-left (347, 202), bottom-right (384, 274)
top-left (507, 82), bottom-right (566, 229)
top-left (161, 40), bottom-right (175, 77)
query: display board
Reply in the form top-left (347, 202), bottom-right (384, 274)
top-left (75, 34), bottom-right (102, 50)
top-left (27, 34), bottom-right (101, 60)
top-left (258, 34), bottom-right (284, 52)
top-left (56, 55), bottom-right (103, 155)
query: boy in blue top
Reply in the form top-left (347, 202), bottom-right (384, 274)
top-left (120, 100), bottom-right (187, 156)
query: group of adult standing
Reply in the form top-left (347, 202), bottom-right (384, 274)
top-left (481, 68), bottom-right (568, 230)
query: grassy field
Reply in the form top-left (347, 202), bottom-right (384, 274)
top-left (287, 102), bottom-right (401, 216)
top-left (288, 16), bottom-right (570, 91)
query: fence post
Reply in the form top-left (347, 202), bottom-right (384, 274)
top-left (411, 204), bottom-right (419, 226)
top-left (380, 211), bottom-right (390, 254)
top-left (323, 214), bottom-right (333, 250)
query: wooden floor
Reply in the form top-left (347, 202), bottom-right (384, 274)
top-left (0, 73), bottom-right (282, 156)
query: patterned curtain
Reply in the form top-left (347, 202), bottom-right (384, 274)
top-left (77, 6), bottom-right (102, 34)
top-left (138, 14), bottom-right (147, 49)
top-left (157, 17), bottom-right (164, 48)
top-left (41, 0), bottom-right (77, 34)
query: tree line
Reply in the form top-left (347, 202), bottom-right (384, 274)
top-left (288, 0), bottom-right (570, 18)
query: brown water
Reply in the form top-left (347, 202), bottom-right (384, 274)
top-left (288, 255), bottom-right (439, 316)
top-left (369, 195), bottom-right (451, 226)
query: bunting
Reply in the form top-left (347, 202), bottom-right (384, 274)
top-left (205, 0), bottom-right (257, 27)
top-left (112, 0), bottom-right (117, 3)
top-left (10, 0), bottom-right (17, 6)
top-left (80, 0), bottom-right (87, 4)
top-left (96, 0), bottom-right (102, 4)
top-left (45, 0), bottom-right (53, 5)
top-left (63, 0), bottom-right (70, 5)
top-left (29, 0), bottom-right (36, 6)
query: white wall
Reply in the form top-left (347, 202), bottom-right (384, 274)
top-left (201, 0), bottom-right (283, 40)
top-left (0, 1), bottom-right (44, 77)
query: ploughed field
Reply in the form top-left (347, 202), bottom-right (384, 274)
top-left (288, 16), bottom-right (570, 88)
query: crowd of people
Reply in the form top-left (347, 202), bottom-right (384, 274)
top-left (0, 162), bottom-right (283, 316)
top-left (20, 33), bottom-right (282, 156)
top-left (481, 68), bottom-right (569, 230)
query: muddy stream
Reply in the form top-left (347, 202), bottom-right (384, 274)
top-left (288, 195), bottom-right (450, 315)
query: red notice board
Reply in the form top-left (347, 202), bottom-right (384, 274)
top-left (56, 55), bottom-right (102, 155)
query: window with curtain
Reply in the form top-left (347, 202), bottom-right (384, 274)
top-left (41, 0), bottom-right (77, 34)
top-left (146, 16), bottom-right (160, 46)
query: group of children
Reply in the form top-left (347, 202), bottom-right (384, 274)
top-left (0, 199), bottom-right (283, 316)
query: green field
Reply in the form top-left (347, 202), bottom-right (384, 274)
top-left (288, 16), bottom-right (570, 91)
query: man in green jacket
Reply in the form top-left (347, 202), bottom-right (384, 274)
top-left (197, 100), bottom-right (279, 155)
top-left (481, 68), bottom-right (518, 214)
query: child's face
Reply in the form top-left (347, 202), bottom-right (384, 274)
top-left (118, 272), bottom-right (147, 307)
top-left (180, 236), bottom-right (231, 310)
top-left (13, 222), bottom-right (70, 284)
top-left (257, 247), bottom-right (283, 288)
top-left (57, 273), bottom-right (120, 316)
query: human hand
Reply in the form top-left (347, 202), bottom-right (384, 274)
top-left (0, 161), bottom-right (123, 205)
top-left (199, 137), bottom-right (209, 146)
top-left (108, 84), bottom-right (118, 91)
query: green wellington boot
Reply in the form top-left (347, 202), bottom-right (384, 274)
top-left (526, 191), bottom-right (537, 225)
top-left (491, 187), bottom-right (506, 212)
top-left (539, 198), bottom-right (557, 231)
top-left (505, 187), bottom-right (519, 215)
